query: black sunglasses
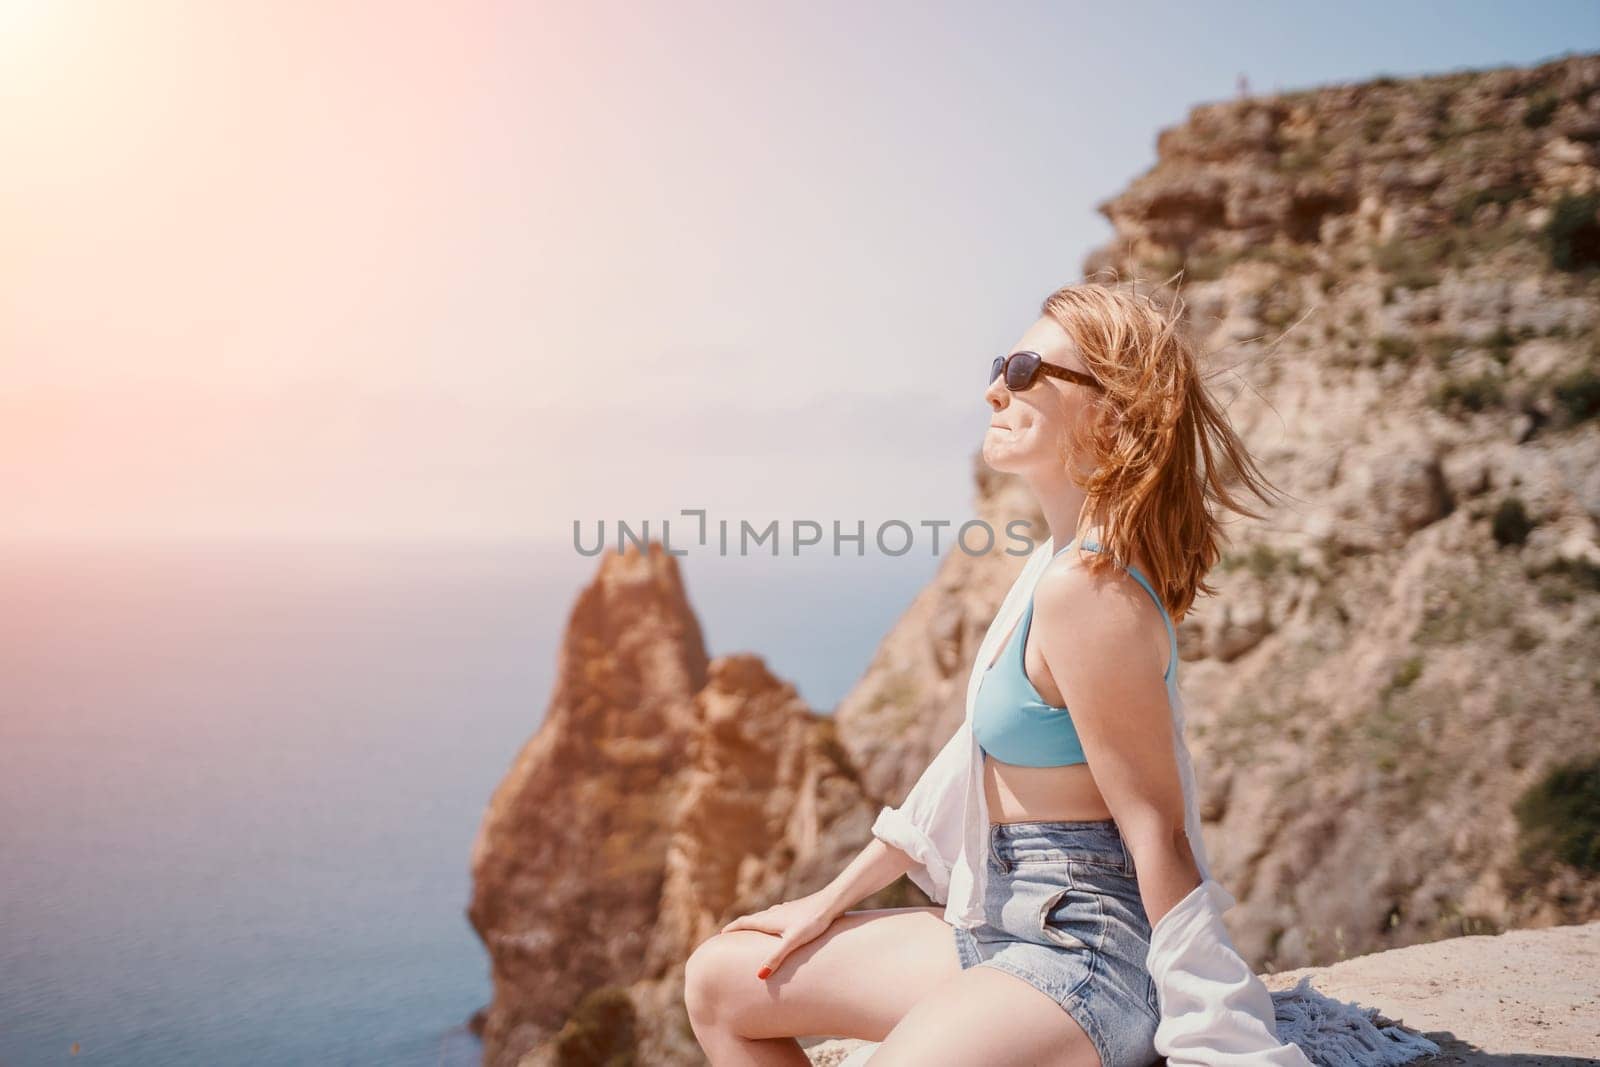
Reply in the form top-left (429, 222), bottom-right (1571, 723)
top-left (989, 350), bottom-right (1103, 392)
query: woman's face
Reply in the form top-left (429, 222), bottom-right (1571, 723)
top-left (982, 316), bottom-right (1100, 478)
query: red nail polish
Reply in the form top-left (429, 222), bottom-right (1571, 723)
top-left (757, 966), bottom-right (771, 979)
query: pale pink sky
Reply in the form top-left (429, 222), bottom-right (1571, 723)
top-left (3, 1), bottom-right (1589, 544)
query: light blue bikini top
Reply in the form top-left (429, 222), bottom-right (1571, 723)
top-left (972, 536), bottom-right (1177, 768)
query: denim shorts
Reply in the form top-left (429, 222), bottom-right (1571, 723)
top-left (952, 818), bottom-right (1161, 1067)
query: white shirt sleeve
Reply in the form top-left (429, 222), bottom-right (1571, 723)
top-left (1149, 878), bottom-right (1314, 1066)
top-left (869, 717), bottom-right (971, 905)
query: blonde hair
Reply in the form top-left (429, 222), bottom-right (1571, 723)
top-left (1041, 275), bottom-right (1283, 621)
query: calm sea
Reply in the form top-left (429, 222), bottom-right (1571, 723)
top-left (0, 541), bottom-right (938, 1066)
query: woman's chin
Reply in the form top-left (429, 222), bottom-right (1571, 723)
top-left (981, 441), bottom-right (1022, 473)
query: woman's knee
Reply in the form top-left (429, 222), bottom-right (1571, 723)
top-left (684, 932), bottom-right (756, 1026)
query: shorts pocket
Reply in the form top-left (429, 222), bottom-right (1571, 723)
top-left (1037, 878), bottom-right (1104, 956)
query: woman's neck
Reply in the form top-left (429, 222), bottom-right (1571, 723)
top-left (1035, 485), bottom-right (1090, 553)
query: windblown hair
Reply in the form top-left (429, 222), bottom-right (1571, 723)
top-left (1041, 276), bottom-right (1284, 622)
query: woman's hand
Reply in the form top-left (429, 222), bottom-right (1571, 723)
top-left (720, 890), bottom-right (842, 981)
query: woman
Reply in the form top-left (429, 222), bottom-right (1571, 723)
top-left (684, 281), bottom-right (1310, 1067)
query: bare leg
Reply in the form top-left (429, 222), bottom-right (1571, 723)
top-left (684, 905), bottom-right (963, 1065)
top-left (866, 964), bottom-right (1102, 1067)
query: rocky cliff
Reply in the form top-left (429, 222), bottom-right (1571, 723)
top-left (468, 53), bottom-right (1600, 1065)
top-left (1077, 51), bottom-right (1600, 965)
top-left (466, 545), bottom-right (885, 1067)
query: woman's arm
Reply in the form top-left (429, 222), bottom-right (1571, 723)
top-left (1033, 564), bottom-right (1313, 1065)
top-left (1029, 563), bottom-right (1200, 926)
top-left (725, 836), bottom-right (920, 981)
top-left (722, 728), bottom-right (961, 980)
top-left (814, 837), bottom-right (917, 916)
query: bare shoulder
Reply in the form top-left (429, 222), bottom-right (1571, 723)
top-left (1031, 550), bottom-right (1167, 674)
top-left (1033, 549), bottom-right (1150, 622)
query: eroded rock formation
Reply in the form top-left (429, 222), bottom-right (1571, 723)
top-left (467, 546), bottom-right (879, 1066)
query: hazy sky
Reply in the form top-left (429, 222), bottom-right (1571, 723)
top-left (4, 0), bottom-right (1595, 544)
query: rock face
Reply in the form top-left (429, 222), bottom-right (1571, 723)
top-left (469, 53), bottom-right (1600, 1066)
top-left (467, 544), bottom-right (880, 1067)
top-left (466, 542), bottom-right (709, 1064)
top-left (1085, 52), bottom-right (1600, 967)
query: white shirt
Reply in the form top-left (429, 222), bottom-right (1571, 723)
top-left (869, 532), bottom-right (1312, 1065)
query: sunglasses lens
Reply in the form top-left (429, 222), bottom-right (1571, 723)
top-left (989, 357), bottom-right (1005, 384)
top-left (1006, 352), bottom-right (1041, 390)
